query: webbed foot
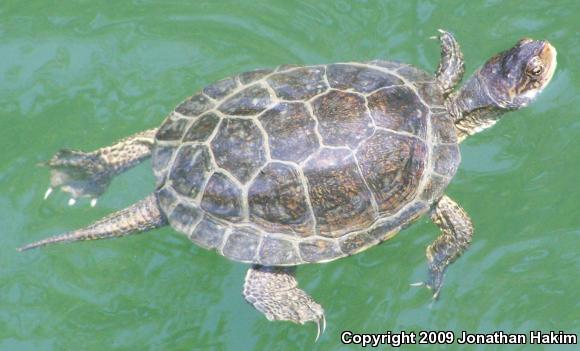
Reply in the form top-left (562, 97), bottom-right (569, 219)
top-left (426, 269), bottom-right (445, 300)
top-left (434, 29), bottom-right (465, 95)
top-left (410, 265), bottom-right (446, 300)
top-left (243, 266), bottom-right (326, 341)
top-left (40, 128), bottom-right (157, 205)
top-left (42, 149), bottom-right (112, 203)
top-left (412, 195), bottom-right (473, 300)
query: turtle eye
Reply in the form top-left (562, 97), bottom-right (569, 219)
top-left (526, 57), bottom-right (543, 77)
top-left (530, 66), bottom-right (543, 76)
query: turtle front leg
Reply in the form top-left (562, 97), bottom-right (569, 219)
top-left (243, 265), bottom-right (326, 340)
top-left (44, 128), bottom-right (157, 205)
top-left (434, 29), bottom-right (465, 95)
top-left (419, 195), bottom-right (473, 299)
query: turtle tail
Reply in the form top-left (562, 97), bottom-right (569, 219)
top-left (18, 193), bottom-right (167, 251)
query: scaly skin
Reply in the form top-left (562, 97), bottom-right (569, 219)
top-left (418, 33), bottom-right (557, 297)
top-left (243, 265), bottom-right (326, 341)
top-left (425, 195), bottom-right (473, 299)
top-left (435, 29), bottom-right (465, 96)
top-left (18, 194), bottom-right (166, 251)
top-left (44, 128), bottom-right (157, 204)
top-left (448, 37), bottom-right (557, 141)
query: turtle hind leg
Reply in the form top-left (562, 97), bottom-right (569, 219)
top-left (44, 149), bottom-right (111, 201)
top-left (243, 265), bottom-right (326, 341)
top-left (43, 128), bottom-right (157, 204)
top-left (434, 29), bottom-right (465, 95)
top-left (418, 195), bottom-right (474, 299)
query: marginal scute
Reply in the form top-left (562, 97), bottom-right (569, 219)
top-left (189, 215), bottom-right (226, 249)
top-left (152, 145), bottom-right (175, 171)
top-left (298, 238), bottom-right (342, 263)
top-left (311, 90), bottom-right (374, 148)
top-left (267, 66), bottom-right (328, 100)
top-left (156, 116), bottom-right (189, 141)
top-left (431, 111), bottom-right (457, 144)
top-left (367, 86), bottom-right (428, 139)
top-left (258, 102), bottom-right (319, 163)
top-left (156, 186), bottom-right (179, 213)
top-left (368, 219), bottom-right (398, 241)
top-left (339, 231), bottom-right (376, 255)
top-left (182, 113), bottom-right (220, 142)
top-left (203, 77), bottom-right (237, 100)
top-left (248, 162), bottom-right (313, 235)
top-left (210, 118), bottom-right (267, 184)
top-left (176, 93), bottom-right (214, 117)
top-left (218, 84), bottom-right (271, 116)
top-left (367, 60), bottom-right (407, 71)
top-left (396, 202), bottom-right (429, 230)
top-left (169, 145), bottom-right (211, 198)
top-left (222, 228), bottom-right (260, 261)
top-left (395, 65), bottom-right (432, 82)
top-left (168, 201), bottom-right (201, 234)
top-left (432, 144), bottom-right (461, 177)
top-left (367, 202), bottom-right (428, 242)
top-left (275, 64), bottom-right (299, 72)
top-left (201, 172), bottom-right (243, 222)
top-left (356, 130), bottom-right (427, 214)
top-left (258, 236), bottom-right (300, 265)
top-left (419, 173), bottom-right (449, 203)
top-left (303, 148), bottom-right (375, 237)
top-left (326, 64), bottom-right (403, 93)
top-left (238, 68), bottom-right (273, 85)
top-left (152, 145), bottom-right (176, 186)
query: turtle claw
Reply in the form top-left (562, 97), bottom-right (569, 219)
top-left (43, 187), bottom-right (53, 200)
top-left (314, 313), bottom-right (326, 342)
top-left (431, 288), bottom-right (441, 301)
top-left (42, 149), bottom-right (111, 200)
top-left (315, 319), bottom-right (321, 342)
top-left (430, 29), bottom-right (449, 41)
top-left (410, 273), bottom-right (444, 300)
top-left (426, 267), bottom-right (445, 300)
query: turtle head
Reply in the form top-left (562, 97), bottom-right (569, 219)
top-left (478, 38), bottom-right (557, 109)
top-left (452, 38), bottom-right (557, 141)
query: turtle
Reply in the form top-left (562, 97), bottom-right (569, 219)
top-left (20, 30), bottom-right (557, 338)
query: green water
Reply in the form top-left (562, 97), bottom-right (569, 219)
top-left (1, 1), bottom-right (578, 350)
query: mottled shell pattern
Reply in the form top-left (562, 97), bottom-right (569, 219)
top-left (152, 61), bottom-right (460, 266)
